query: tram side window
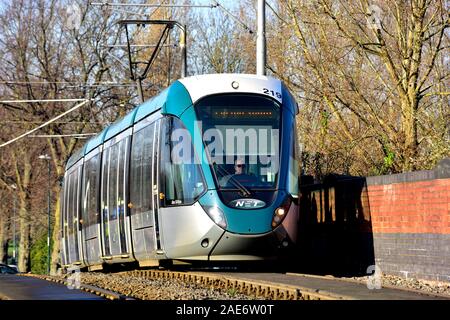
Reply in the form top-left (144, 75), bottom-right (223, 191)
top-left (82, 154), bottom-right (100, 235)
top-left (117, 139), bottom-right (127, 222)
top-left (130, 123), bottom-right (154, 227)
top-left (108, 143), bottom-right (119, 221)
top-left (60, 180), bottom-right (66, 265)
top-left (64, 173), bottom-right (71, 237)
top-left (101, 148), bottom-right (110, 228)
top-left (288, 122), bottom-right (300, 197)
top-left (75, 168), bottom-right (81, 231)
top-left (61, 179), bottom-right (66, 238)
top-left (67, 168), bottom-right (80, 236)
top-left (67, 172), bottom-right (74, 236)
top-left (160, 117), bottom-right (206, 206)
top-left (102, 139), bottom-right (128, 225)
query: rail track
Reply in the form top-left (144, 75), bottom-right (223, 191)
top-left (21, 269), bottom-right (450, 300)
top-left (125, 269), bottom-right (450, 300)
top-left (123, 269), bottom-right (343, 300)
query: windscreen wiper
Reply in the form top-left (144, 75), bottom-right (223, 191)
top-left (213, 163), bottom-right (252, 197)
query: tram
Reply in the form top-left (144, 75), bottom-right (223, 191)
top-left (60, 73), bottom-right (300, 270)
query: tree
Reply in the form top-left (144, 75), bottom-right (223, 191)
top-left (0, 188), bottom-right (11, 264)
top-left (274, 0), bottom-right (449, 174)
top-left (183, 0), bottom-right (258, 75)
top-left (0, 0), bottom-right (132, 272)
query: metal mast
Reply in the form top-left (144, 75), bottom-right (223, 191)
top-left (256, 0), bottom-right (266, 76)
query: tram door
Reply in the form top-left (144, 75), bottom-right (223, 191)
top-left (60, 180), bottom-right (67, 266)
top-left (64, 165), bottom-right (81, 265)
top-left (101, 132), bottom-right (132, 259)
top-left (129, 119), bottom-right (161, 262)
top-left (81, 149), bottom-right (102, 266)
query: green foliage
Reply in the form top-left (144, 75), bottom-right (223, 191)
top-left (30, 233), bottom-right (52, 274)
top-left (7, 241), bottom-right (13, 256)
top-left (6, 241), bottom-right (16, 265)
top-left (319, 110), bottom-right (330, 132)
top-left (382, 150), bottom-right (395, 173)
top-left (368, 142), bottom-right (396, 175)
top-left (226, 288), bottom-right (238, 297)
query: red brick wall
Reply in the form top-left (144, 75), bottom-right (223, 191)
top-left (298, 163), bottom-right (450, 281)
top-left (367, 179), bottom-right (450, 234)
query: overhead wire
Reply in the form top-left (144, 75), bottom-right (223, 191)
top-left (0, 100), bottom-right (90, 148)
top-left (0, 81), bottom-right (132, 85)
top-left (211, 1), bottom-right (254, 34)
top-left (91, 2), bottom-right (217, 8)
top-left (0, 98), bottom-right (87, 104)
top-left (1, 1), bottom-right (255, 148)
top-left (29, 133), bottom-right (97, 139)
top-left (0, 121), bottom-right (107, 124)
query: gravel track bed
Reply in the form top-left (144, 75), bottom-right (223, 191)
top-left (65, 272), bottom-right (264, 300)
top-left (342, 273), bottom-right (450, 297)
top-left (57, 270), bottom-right (450, 299)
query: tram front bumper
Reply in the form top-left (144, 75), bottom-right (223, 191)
top-left (208, 231), bottom-right (288, 261)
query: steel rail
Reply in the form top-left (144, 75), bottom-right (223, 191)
top-left (124, 270), bottom-right (349, 300)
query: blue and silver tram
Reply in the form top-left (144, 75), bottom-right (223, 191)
top-left (60, 74), bottom-right (300, 271)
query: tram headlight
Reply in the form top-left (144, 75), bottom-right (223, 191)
top-left (275, 207), bottom-right (285, 216)
top-left (203, 205), bottom-right (227, 229)
top-left (271, 197), bottom-right (292, 228)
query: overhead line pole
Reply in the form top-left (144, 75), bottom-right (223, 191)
top-left (179, 24), bottom-right (187, 79)
top-left (256, 0), bottom-right (266, 76)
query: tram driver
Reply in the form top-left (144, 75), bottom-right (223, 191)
top-left (234, 157), bottom-right (246, 175)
